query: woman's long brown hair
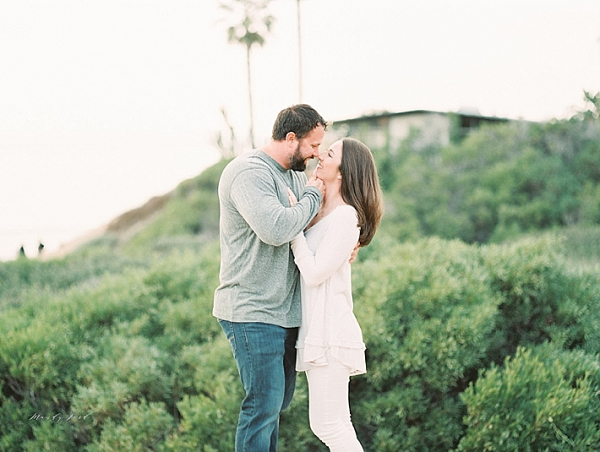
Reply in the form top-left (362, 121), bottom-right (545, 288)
top-left (339, 138), bottom-right (384, 247)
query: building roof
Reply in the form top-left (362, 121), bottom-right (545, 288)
top-left (330, 109), bottom-right (511, 126)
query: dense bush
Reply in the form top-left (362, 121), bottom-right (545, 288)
top-left (0, 246), bottom-right (225, 450)
top-left (343, 235), bottom-right (599, 452)
top-left (458, 344), bottom-right (600, 451)
top-left (481, 236), bottom-right (600, 359)
top-left (343, 237), bottom-right (498, 451)
top-left (1, 234), bottom-right (599, 451)
top-left (2, 224), bottom-right (600, 451)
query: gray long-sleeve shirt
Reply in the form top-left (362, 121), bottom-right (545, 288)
top-left (213, 150), bottom-right (322, 327)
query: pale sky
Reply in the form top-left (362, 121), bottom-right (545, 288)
top-left (1, 0), bottom-right (599, 260)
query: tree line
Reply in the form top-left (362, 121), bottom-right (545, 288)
top-left (376, 93), bottom-right (600, 245)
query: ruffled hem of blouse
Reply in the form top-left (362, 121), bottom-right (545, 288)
top-left (296, 343), bottom-right (366, 376)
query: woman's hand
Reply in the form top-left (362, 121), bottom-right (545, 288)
top-left (287, 187), bottom-right (298, 207)
top-left (306, 170), bottom-right (325, 198)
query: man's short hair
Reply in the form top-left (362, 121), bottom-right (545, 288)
top-left (272, 104), bottom-right (328, 141)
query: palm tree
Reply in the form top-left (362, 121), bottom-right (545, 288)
top-left (220, 0), bottom-right (275, 148)
top-left (295, 0), bottom-right (303, 103)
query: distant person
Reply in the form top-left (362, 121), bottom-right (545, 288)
top-left (288, 137), bottom-right (383, 451)
top-left (213, 104), bottom-right (327, 451)
top-left (18, 246), bottom-right (26, 259)
top-left (38, 242), bottom-right (44, 256)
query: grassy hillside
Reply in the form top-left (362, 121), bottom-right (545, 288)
top-left (64, 158), bottom-right (229, 259)
top-left (1, 110), bottom-right (600, 450)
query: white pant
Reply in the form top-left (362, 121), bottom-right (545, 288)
top-left (305, 357), bottom-right (364, 452)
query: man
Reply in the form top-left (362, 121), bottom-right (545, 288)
top-left (213, 104), bottom-right (327, 451)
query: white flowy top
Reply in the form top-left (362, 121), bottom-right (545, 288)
top-left (290, 204), bottom-right (366, 376)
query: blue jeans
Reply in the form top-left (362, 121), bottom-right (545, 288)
top-left (219, 320), bottom-right (298, 452)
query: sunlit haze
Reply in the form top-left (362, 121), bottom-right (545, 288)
top-left (1, 0), bottom-right (599, 260)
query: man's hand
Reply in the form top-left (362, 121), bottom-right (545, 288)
top-left (349, 242), bottom-right (360, 263)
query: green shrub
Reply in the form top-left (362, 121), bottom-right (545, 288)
top-left (86, 400), bottom-right (174, 452)
top-left (22, 420), bottom-right (78, 452)
top-left (337, 235), bottom-right (600, 451)
top-left (349, 238), bottom-right (500, 451)
top-left (457, 344), bottom-right (600, 451)
top-left (0, 313), bottom-right (90, 409)
top-left (56, 269), bottom-right (160, 344)
top-left (164, 336), bottom-right (241, 451)
top-left (482, 235), bottom-right (600, 360)
top-left (0, 398), bottom-right (37, 451)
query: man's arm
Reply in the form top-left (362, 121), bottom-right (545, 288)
top-left (231, 168), bottom-right (323, 246)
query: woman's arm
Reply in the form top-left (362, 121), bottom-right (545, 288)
top-left (290, 206), bottom-right (359, 286)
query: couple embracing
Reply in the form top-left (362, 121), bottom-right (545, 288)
top-left (213, 104), bottom-right (383, 452)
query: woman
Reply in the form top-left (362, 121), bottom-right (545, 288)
top-left (287, 137), bottom-right (383, 451)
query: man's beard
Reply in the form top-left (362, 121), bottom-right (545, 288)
top-left (289, 142), bottom-right (308, 172)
